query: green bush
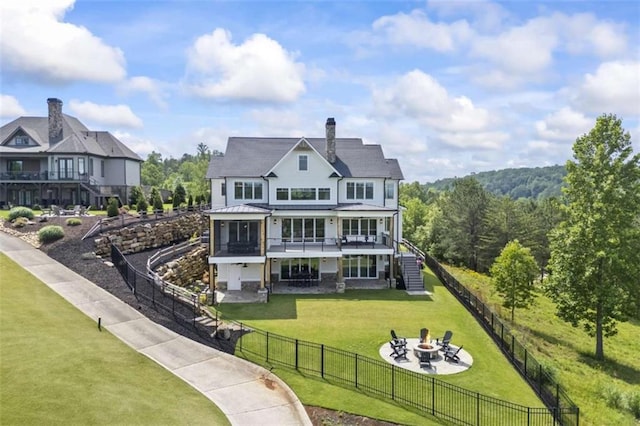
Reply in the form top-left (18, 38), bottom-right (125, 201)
top-left (106, 198), bottom-right (119, 217)
top-left (38, 225), bottom-right (64, 243)
top-left (600, 383), bottom-right (624, 409)
top-left (13, 217), bottom-right (29, 228)
top-left (8, 207), bottom-right (34, 221)
top-left (627, 391), bottom-right (640, 419)
top-left (66, 218), bottom-right (82, 226)
top-left (32, 204), bottom-right (42, 211)
top-left (137, 197), bottom-right (148, 212)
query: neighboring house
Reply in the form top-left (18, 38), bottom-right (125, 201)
top-left (205, 118), bottom-right (404, 295)
top-left (0, 98), bottom-right (142, 209)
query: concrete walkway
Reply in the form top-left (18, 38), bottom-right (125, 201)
top-left (0, 233), bottom-right (311, 426)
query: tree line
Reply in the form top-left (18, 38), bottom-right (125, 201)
top-left (403, 114), bottom-right (639, 360)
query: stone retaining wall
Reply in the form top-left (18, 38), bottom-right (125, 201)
top-left (154, 246), bottom-right (209, 287)
top-left (94, 213), bottom-right (207, 257)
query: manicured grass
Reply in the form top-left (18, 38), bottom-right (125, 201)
top-left (0, 253), bottom-right (229, 425)
top-left (213, 268), bottom-right (544, 424)
top-left (444, 265), bottom-right (640, 426)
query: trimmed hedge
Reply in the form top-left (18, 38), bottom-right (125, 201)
top-left (38, 225), bottom-right (65, 243)
top-left (66, 218), bottom-right (82, 226)
top-left (8, 207), bottom-right (34, 221)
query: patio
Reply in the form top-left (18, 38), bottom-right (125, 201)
top-left (378, 338), bottom-right (473, 375)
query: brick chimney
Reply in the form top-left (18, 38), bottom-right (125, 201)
top-left (47, 98), bottom-right (63, 144)
top-left (325, 117), bottom-right (336, 163)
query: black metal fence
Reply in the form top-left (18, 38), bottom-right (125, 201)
top-left (235, 324), bottom-right (572, 425)
top-left (110, 242), bottom-right (579, 425)
top-left (402, 239), bottom-right (579, 426)
top-left (111, 244), bottom-right (215, 339)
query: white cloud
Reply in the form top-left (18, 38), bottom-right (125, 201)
top-left (0, 94), bottom-right (26, 117)
top-left (69, 100), bottom-right (143, 129)
top-left (185, 28), bottom-right (305, 103)
top-left (372, 70), bottom-right (495, 138)
top-left (427, 0), bottom-right (511, 32)
top-left (438, 131), bottom-right (508, 150)
top-left (119, 76), bottom-right (168, 109)
top-left (113, 131), bottom-right (156, 157)
top-left (472, 18), bottom-right (558, 74)
top-left (559, 13), bottom-right (628, 57)
top-left (535, 107), bottom-right (593, 142)
top-left (372, 9), bottom-right (472, 52)
top-left (571, 61), bottom-right (640, 116)
top-left (0, 0), bottom-right (126, 83)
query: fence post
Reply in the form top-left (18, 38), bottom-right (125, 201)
top-left (501, 323), bottom-right (504, 349)
top-left (511, 336), bottom-right (515, 359)
top-left (556, 384), bottom-right (560, 424)
top-left (391, 365), bottom-right (395, 400)
top-left (321, 344), bottom-right (325, 378)
top-left (524, 350), bottom-right (528, 376)
top-left (476, 392), bottom-right (480, 426)
top-left (431, 377), bottom-right (436, 416)
top-left (266, 331), bottom-right (269, 363)
top-left (538, 364), bottom-right (542, 394)
top-left (239, 322), bottom-right (243, 351)
top-left (355, 354), bottom-right (358, 388)
top-left (295, 339), bottom-right (299, 370)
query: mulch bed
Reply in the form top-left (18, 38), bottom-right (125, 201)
top-left (3, 215), bottom-right (399, 426)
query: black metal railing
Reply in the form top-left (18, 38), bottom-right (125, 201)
top-left (402, 239), bottom-right (579, 426)
top-left (0, 171), bottom-right (92, 181)
top-left (235, 324), bottom-right (576, 425)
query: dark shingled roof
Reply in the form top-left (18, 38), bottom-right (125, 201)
top-left (206, 137), bottom-right (404, 180)
top-left (0, 113), bottom-right (142, 161)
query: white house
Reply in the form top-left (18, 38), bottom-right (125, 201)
top-left (0, 98), bottom-right (142, 209)
top-left (205, 118), bottom-right (404, 296)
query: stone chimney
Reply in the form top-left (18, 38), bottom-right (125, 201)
top-left (47, 98), bottom-right (63, 144)
top-left (325, 117), bottom-right (336, 163)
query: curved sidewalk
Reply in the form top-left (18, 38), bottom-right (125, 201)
top-left (0, 233), bottom-right (311, 426)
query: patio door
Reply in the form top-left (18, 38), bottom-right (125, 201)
top-left (228, 264), bottom-right (242, 290)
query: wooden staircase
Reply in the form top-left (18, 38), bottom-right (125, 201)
top-left (400, 253), bottom-right (424, 292)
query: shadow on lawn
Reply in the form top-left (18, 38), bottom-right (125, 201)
top-left (216, 289), bottom-right (433, 321)
top-left (577, 351), bottom-right (640, 386)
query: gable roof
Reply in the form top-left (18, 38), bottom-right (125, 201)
top-left (206, 137), bottom-right (403, 180)
top-left (0, 113), bottom-right (142, 161)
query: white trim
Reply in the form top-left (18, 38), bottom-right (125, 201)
top-left (265, 137), bottom-right (342, 177)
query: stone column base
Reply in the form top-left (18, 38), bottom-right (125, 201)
top-left (336, 281), bottom-right (346, 293)
top-left (257, 288), bottom-right (269, 303)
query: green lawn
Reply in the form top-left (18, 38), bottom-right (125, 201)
top-left (213, 268), bottom-right (545, 425)
top-left (444, 265), bottom-right (640, 426)
top-left (0, 253), bottom-right (229, 425)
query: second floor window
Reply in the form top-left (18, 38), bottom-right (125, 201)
top-left (221, 182), bottom-right (226, 196)
top-left (234, 182), bottom-right (263, 200)
top-left (78, 158), bottom-right (86, 175)
top-left (385, 182), bottom-right (395, 199)
top-left (89, 159), bottom-right (94, 176)
top-left (100, 160), bottom-right (104, 178)
top-left (59, 158), bottom-right (74, 179)
top-left (7, 160), bottom-right (23, 172)
top-left (298, 155), bottom-right (308, 171)
top-left (346, 182), bottom-right (374, 200)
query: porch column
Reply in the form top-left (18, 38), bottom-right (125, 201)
top-left (260, 219), bottom-right (266, 289)
top-left (336, 218), bottom-right (345, 292)
top-left (208, 216), bottom-right (216, 304)
top-left (389, 217), bottom-right (395, 286)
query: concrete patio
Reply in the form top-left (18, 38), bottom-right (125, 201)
top-left (378, 338), bottom-right (473, 375)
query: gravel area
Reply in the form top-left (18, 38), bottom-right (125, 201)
top-left (2, 215), bottom-right (399, 426)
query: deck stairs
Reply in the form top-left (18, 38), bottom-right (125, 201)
top-left (400, 253), bottom-right (424, 292)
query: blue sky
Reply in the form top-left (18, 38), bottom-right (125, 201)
top-left (1, 0), bottom-right (638, 182)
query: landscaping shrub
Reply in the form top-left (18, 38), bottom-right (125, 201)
top-left (13, 217), bottom-right (29, 228)
top-left (66, 218), bottom-right (82, 226)
top-left (627, 391), bottom-right (640, 419)
top-left (32, 204), bottom-right (42, 211)
top-left (599, 383), bottom-right (624, 409)
top-left (8, 207), bottom-right (34, 221)
top-left (137, 197), bottom-right (148, 212)
top-left (38, 225), bottom-right (64, 243)
top-left (107, 198), bottom-right (119, 217)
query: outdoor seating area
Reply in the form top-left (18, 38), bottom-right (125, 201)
top-left (46, 205), bottom-right (92, 217)
top-left (380, 329), bottom-right (473, 375)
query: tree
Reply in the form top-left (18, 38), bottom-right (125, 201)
top-left (106, 198), bottom-right (119, 217)
top-left (129, 186), bottom-right (144, 207)
top-left (173, 183), bottom-right (187, 207)
top-left (437, 177), bottom-right (489, 271)
top-left (546, 114), bottom-right (640, 360)
top-left (490, 240), bottom-right (539, 322)
top-left (149, 187), bottom-right (163, 211)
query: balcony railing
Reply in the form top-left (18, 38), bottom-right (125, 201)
top-left (213, 241), bottom-right (261, 257)
top-left (0, 171), bottom-right (91, 182)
